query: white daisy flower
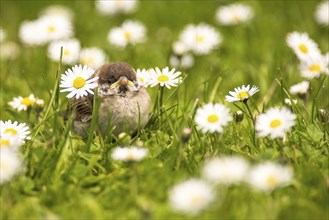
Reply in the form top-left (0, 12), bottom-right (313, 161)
top-left (247, 162), bottom-right (293, 191)
top-left (108, 20), bottom-right (146, 48)
top-left (8, 94), bottom-right (36, 112)
top-left (289, 81), bottom-right (310, 95)
top-left (194, 103), bottom-right (233, 133)
top-left (202, 156), bottom-right (249, 185)
top-left (96, 0), bottom-right (138, 15)
top-left (0, 120), bottom-right (30, 141)
top-left (179, 23), bottom-right (221, 55)
top-left (38, 14), bottom-right (73, 42)
top-left (79, 47), bottom-right (107, 69)
top-left (315, 1), bottom-right (329, 26)
top-left (60, 65), bottom-right (98, 99)
top-left (169, 54), bottom-right (195, 69)
top-left (19, 20), bottom-right (47, 46)
top-left (284, 98), bottom-right (298, 106)
top-left (40, 5), bottom-right (74, 21)
top-left (225, 85), bottom-right (259, 102)
top-left (0, 148), bottom-right (23, 185)
top-left (0, 136), bottom-right (22, 151)
top-left (169, 178), bottom-right (215, 215)
top-left (0, 41), bottom-right (21, 60)
top-left (299, 55), bottom-right (329, 79)
top-left (286, 32), bottom-right (321, 61)
top-left (148, 67), bottom-right (182, 89)
top-left (135, 68), bottom-right (151, 87)
top-left (111, 146), bottom-right (147, 162)
top-left (0, 27), bottom-right (5, 43)
top-left (172, 41), bottom-right (190, 55)
top-left (255, 107), bottom-right (296, 139)
top-left (215, 3), bottom-right (254, 26)
top-left (48, 39), bottom-right (80, 64)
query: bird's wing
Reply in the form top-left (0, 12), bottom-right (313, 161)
top-left (64, 93), bottom-right (94, 123)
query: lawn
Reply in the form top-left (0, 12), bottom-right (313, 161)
top-left (0, 0), bottom-right (328, 219)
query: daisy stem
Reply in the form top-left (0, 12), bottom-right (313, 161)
top-left (243, 101), bottom-right (255, 125)
top-left (130, 162), bottom-right (138, 201)
top-left (159, 86), bottom-right (164, 110)
top-left (243, 101), bottom-right (257, 148)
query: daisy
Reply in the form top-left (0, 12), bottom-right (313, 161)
top-left (315, 1), bottom-right (329, 26)
top-left (0, 148), bottom-right (23, 185)
top-left (38, 14), bottom-right (73, 42)
top-left (289, 81), bottom-right (310, 95)
top-left (107, 20), bottom-right (146, 48)
top-left (148, 67), bottom-right (182, 89)
top-left (0, 42), bottom-right (21, 60)
top-left (284, 98), bottom-right (298, 106)
top-left (111, 146), bottom-right (147, 162)
top-left (19, 20), bottom-right (47, 46)
top-left (299, 55), bottom-right (329, 79)
top-left (0, 27), bottom-right (5, 43)
top-left (202, 156), bottom-right (249, 185)
top-left (0, 120), bottom-right (30, 141)
top-left (194, 103), bottom-right (232, 133)
top-left (286, 32), bottom-right (321, 61)
top-left (255, 107), bottom-right (296, 139)
top-left (135, 68), bottom-right (151, 87)
top-left (79, 47), bottom-right (107, 69)
top-left (8, 94), bottom-right (43, 112)
top-left (225, 85), bottom-right (259, 102)
top-left (247, 162), bottom-right (293, 191)
top-left (40, 5), bottom-right (74, 21)
top-left (60, 65), bottom-right (98, 99)
top-left (172, 41), bottom-right (190, 55)
top-left (0, 136), bottom-right (22, 150)
top-left (169, 178), bottom-right (215, 215)
top-left (215, 3), bottom-right (254, 26)
top-left (96, 0), bottom-right (138, 15)
top-left (179, 23), bottom-right (221, 55)
top-left (48, 39), bottom-right (80, 64)
top-left (169, 54), bottom-right (195, 69)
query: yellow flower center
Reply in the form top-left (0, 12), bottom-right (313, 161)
top-left (124, 32), bottom-right (132, 41)
top-left (207, 114), bottom-right (219, 123)
top-left (266, 175), bottom-right (278, 187)
top-left (308, 64), bottom-right (321, 72)
top-left (270, 119), bottom-right (282, 128)
top-left (157, 74), bottom-right (169, 82)
top-left (4, 128), bottom-right (18, 135)
top-left (126, 152), bottom-right (135, 161)
top-left (237, 91), bottom-right (249, 100)
top-left (190, 195), bottom-right (203, 207)
top-left (298, 44), bottom-right (308, 54)
top-left (196, 34), bottom-right (204, 43)
top-left (73, 77), bottom-right (86, 89)
top-left (48, 25), bottom-right (56, 33)
top-left (21, 97), bottom-right (35, 107)
top-left (139, 77), bottom-right (144, 83)
top-left (63, 49), bottom-right (71, 56)
top-left (1, 139), bottom-right (10, 147)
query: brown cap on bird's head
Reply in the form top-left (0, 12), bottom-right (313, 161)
top-left (96, 62), bottom-right (137, 85)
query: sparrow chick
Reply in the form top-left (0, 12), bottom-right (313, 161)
top-left (69, 62), bottom-right (151, 137)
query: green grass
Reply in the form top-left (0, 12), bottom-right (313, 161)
top-left (1, 0), bottom-right (328, 219)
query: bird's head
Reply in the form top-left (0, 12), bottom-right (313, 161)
top-left (96, 62), bottom-right (142, 97)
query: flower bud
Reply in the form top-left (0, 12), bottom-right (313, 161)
top-left (234, 110), bottom-right (244, 123)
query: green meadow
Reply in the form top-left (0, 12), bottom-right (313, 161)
top-left (0, 1), bottom-right (328, 219)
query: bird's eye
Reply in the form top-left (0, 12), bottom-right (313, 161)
top-left (108, 77), bottom-right (115, 84)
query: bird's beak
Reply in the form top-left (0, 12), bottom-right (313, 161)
top-left (118, 76), bottom-right (128, 86)
top-left (109, 76), bottom-right (135, 90)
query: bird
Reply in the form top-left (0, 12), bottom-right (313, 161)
top-left (66, 62), bottom-right (151, 138)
